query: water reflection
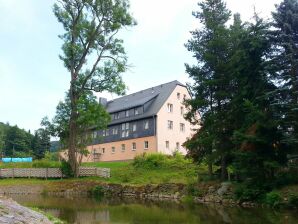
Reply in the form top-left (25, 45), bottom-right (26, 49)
top-left (11, 194), bottom-right (298, 224)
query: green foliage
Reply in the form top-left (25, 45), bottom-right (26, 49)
top-left (32, 159), bottom-right (61, 168)
top-left (61, 159), bottom-right (74, 177)
top-left (264, 191), bottom-right (282, 208)
top-left (187, 183), bottom-right (203, 197)
top-left (90, 185), bottom-right (105, 198)
top-left (51, 0), bottom-right (136, 176)
top-left (235, 182), bottom-right (268, 202)
top-left (132, 153), bottom-right (194, 170)
top-left (288, 193), bottom-right (298, 208)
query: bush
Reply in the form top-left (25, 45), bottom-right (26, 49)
top-left (264, 191), bottom-right (282, 208)
top-left (187, 183), bottom-right (203, 197)
top-left (60, 159), bottom-right (73, 177)
top-left (132, 153), bottom-right (194, 170)
top-left (288, 193), bottom-right (298, 208)
top-left (235, 183), bottom-right (267, 202)
top-left (90, 186), bottom-right (105, 198)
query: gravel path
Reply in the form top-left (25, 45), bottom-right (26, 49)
top-left (0, 197), bottom-right (52, 224)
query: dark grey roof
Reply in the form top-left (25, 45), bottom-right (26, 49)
top-left (106, 80), bottom-right (185, 125)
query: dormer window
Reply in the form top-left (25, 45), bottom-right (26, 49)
top-left (125, 110), bottom-right (129, 117)
top-left (134, 108), bottom-right (139, 115)
top-left (114, 113), bottom-right (120, 120)
top-left (167, 103), bottom-right (173, 113)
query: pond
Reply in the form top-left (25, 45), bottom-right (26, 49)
top-left (11, 194), bottom-right (298, 224)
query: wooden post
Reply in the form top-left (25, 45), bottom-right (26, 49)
top-left (12, 168), bottom-right (14, 179)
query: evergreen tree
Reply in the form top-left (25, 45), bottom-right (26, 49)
top-left (185, 0), bottom-right (232, 180)
top-left (271, 0), bottom-right (298, 151)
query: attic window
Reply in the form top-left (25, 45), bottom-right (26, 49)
top-left (167, 103), bottom-right (173, 113)
top-left (177, 92), bottom-right (180, 100)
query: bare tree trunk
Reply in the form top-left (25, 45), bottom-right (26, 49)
top-left (69, 86), bottom-right (79, 177)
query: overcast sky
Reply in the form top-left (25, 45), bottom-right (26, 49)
top-left (0, 0), bottom-right (282, 133)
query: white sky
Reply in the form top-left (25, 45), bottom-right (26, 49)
top-left (0, 0), bottom-right (282, 132)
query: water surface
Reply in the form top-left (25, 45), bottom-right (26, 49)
top-left (11, 194), bottom-right (298, 224)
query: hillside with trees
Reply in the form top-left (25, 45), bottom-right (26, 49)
top-left (0, 122), bottom-right (50, 159)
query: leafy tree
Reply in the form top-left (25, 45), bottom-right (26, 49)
top-left (185, 0), bottom-right (232, 180)
top-left (270, 0), bottom-right (298, 151)
top-left (42, 91), bottom-right (111, 167)
top-left (53, 0), bottom-right (135, 176)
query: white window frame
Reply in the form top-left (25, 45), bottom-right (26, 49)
top-left (121, 144), bottom-right (125, 152)
top-left (167, 103), bottom-right (173, 113)
top-left (132, 123), bottom-right (137, 132)
top-left (111, 147), bottom-right (115, 153)
top-left (144, 120), bottom-right (149, 130)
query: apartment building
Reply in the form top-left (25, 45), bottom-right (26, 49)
top-left (67, 80), bottom-right (195, 162)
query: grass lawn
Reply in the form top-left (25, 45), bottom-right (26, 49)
top-left (0, 154), bottom-right (208, 186)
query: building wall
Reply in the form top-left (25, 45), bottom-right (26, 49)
top-left (93, 117), bottom-right (156, 144)
top-left (156, 85), bottom-right (195, 155)
top-left (77, 136), bottom-right (157, 162)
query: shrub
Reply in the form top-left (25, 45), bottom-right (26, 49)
top-left (60, 160), bottom-right (73, 177)
top-left (265, 191), bottom-right (282, 208)
top-left (235, 183), bottom-right (267, 202)
top-left (288, 193), bottom-right (298, 208)
top-left (187, 183), bottom-right (203, 197)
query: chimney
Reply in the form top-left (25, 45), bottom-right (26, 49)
top-left (99, 97), bottom-right (108, 107)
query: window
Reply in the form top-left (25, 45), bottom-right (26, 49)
top-left (132, 142), bottom-right (136, 151)
top-left (180, 123), bottom-right (185, 132)
top-left (134, 108), bottom-right (139, 115)
top-left (121, 123), bottom-right (126, 130)
top-left (112, 128), bottom-right (118, 135)
top-left (105, 129), bottom-right (109, 136)
top-left (121, 123), bottom-right (129, 138)
top-left (177, 92), bottom-right (180, 100)
top-left (176, 142), bottom-right (180, 150)
top-left (144, 120), bottom-right (149, 130)
top-left (125, 130), bottom-right (130, 137)
top-left (132, 123), bottom-right (137, 132)
top-left (102, 130), bottom-right (106, 137)
top-left (114, 113), bottom-right (120, 120)
top-left (183, 94), bottom-right (187, 100)
top-left (166, 141), bottom-right (169, 149)
top-left (102, 148), bottom-right (105, 154)
top-left (167, 103), bottom-right (173, 112)
top-left (125, 110), bottom-right (129, 117)
top-left (112, 147), bottom-right (115, 153)
top-left (93, 131), bottom-right (97, 139)
top-left (167, 120), bottom-right (173, 130)
top-left (121, 131), bottom-right (126, 138)
top-left (144, 141), bottom-right (149, 149)
top-left (125, 123), bottom-right (129, 129)
top-left (121, 144), bottom-right (125, 151)
top-left (180, 106), bottom-right (184, 115)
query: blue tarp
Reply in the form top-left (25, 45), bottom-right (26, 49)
top-left (1, 157), bottom-right (32, 163)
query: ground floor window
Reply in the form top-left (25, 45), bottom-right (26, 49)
top-left (166, 141), bottom-right (169, 149)
top-left (132, 142), bottom-right (136, 151)
top-left (144, 141), bottom-right (149, 149)
top-left (121, 144), bottom-right (125, 152)
top-left (111, 147), bottom-right (115, 153)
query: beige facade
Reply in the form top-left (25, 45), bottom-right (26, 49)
top-left (62, 136), bottom-right (157, 162)
top-left (156, 85), bottom-right (194, 155)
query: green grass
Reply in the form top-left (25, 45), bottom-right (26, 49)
top-left (30, 207), bottom-right (65, 224)
top-left (0, 153), bottom-right (207, 186)
top-left (0, 160), bottom-right (61, 169)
